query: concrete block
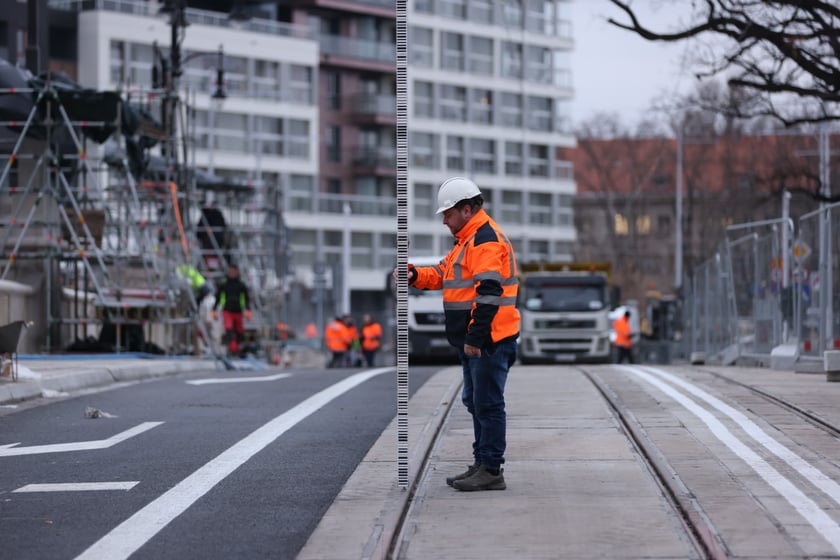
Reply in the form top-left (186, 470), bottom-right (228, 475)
top-left (689, 352), bottom-right (705, 365)
top-left (825, 351), bottom-right (840, 382)
top-left (770, 342), bottom-right (799, 370)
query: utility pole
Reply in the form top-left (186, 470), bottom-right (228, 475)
top-left (675, 126), bottom-right (684, 292)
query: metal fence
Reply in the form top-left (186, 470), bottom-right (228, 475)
top-left (683, 213), bottom-right (829, 365)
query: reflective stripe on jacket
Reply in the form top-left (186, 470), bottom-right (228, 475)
top-left (412, 208), bottom-right (520, 349)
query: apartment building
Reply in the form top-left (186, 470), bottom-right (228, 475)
top-left (4, 0), bottom-right (577, 330)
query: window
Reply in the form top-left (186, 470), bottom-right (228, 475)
top-left (326, 126), bottom-right (341, 162)
top-left (352, 232), bottom-right (374, 268)
top-left (414, 182), bottom-right (434, 218)
top-left (411, 27), bottom-right (434, 67)
top-left (440, 84), bottom-right (467, 121)
top-left (657, 214), bottom-right (671, 234)
top-left (288, 120), bottom-right (310, 158)
top-left (505, 142), bottom-right (522, 175)
top-left (528, 144), bottom-right (549, 177)
top-left (253, 60), bottom-right (280, 100)
top-left (470, 88), bottom-right (492, 124)
top-left (325, 71), bottom-right (341, 110)
top-left (469, 0), bottom-right (493, 24)
top-left (446, 136), bottom-right (465, 170)
top-left (502, 0), bottom-right (523, 26)
top-left (440, 0), bottom-right (467, 19)
top-left (216, 112), bottom-right (248, 152)
top-left (289, 175), bottom-right (315, 212)
top-left (500, 190), bottom-right (522, 224)
top-left (527, 96), bottom-right (552, 131)
top-left (253, 116), bottom-right (283, 155)
top-left (414, 81), bottom-right (434, 118)
top-left (470, 138), bottom-right (495, 174)
top-left (467, 36), bottom-right (493, 75)
top-left (441, 32), bottom-right (464, 71)
top-left (290, 65), bottom-right (313, 104)
top-left (411, 132), bottom-right (438, 168)
top-left (614, 214), bottom-right (629, 236)
top-left (636, 215), bottom-right (651, 235)
top-left (525, 45), bottom-right (552, 84)
top-left (524, 0), bottom-right (554, 34)
top-left (527, 192), bottom-right (552, 225)
top-left (501, 42), bottom-right (522, 79)
top-left (109, 40), bottom-right (125, 85)
top-left (500, 92), bottom-right (522, 127)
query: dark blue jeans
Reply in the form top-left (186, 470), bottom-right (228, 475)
top-left (459, 339), bottom-right (517, 470)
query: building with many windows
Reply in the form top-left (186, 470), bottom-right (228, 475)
top-left (1, 0), bottom-right (577, 335)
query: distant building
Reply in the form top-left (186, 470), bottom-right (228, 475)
top-left (564, 133), bottom-right (839, 303)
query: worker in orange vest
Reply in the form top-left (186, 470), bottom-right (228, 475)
top-left (613, 310), bottom-right (634, 364)
top-left (324, 316), bottom-right (350, 368)
top-left (360, 314), bottom-right (383, 367)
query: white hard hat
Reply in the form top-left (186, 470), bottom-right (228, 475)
top-left (435, 177), bottom-right (481, 214)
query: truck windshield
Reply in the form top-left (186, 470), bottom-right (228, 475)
top-left (520, 280), bottom-right (607, 312)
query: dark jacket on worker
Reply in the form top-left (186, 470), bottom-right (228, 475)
top-left (214, 277), bottom-right (249, 313)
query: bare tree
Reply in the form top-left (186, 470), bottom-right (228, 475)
top-left (607, 1), bottom-right (840, 127)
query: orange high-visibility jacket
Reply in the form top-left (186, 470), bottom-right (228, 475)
top-left (325, 319), bottom-right (350, 351)
top-left (412, 208), bottom-right (520, 349)
top-left (361, 322), bottom-right (383, 351)
top-left (613, 316), bottom-right (633, 348)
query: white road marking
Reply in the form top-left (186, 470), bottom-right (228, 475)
top-left (186, 373), bottom-right (291, 385)
top-left (75, 367), bottom-right (393, 560)
top-left (641, 365), bottom-right (840, 507)
top-left (0, 443), bottom-right (20, 449)
top-left (620, 365), bottom-right (840, 554)
top-left (0, 422), bottom-right (164, 457)
top-left (14, 482), bottom-right (139, 493)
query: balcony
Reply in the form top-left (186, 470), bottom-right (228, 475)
top-left (350, 146), bottom-right (396, 176)
top-left (348, 93), bottom-right (396, 124)
top-left (319, 34), bottom-right (395, 71)
top-left (287, 191), bottom-right (396, 217)
top-left (286, 0), bottom-right (394, 17)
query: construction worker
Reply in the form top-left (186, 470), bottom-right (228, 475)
top-left (324, 316), bottom-right (349, 368)
top-left (176, 263), bottom-right (212, 307)
top-left (613, 310), bottom-right (634, 364)
top-left (360, 313), bottom-right (383, 367)
top-left (343, 314), bottom-right (362, 367)
top-left (212, 264), bottom-right (251, 357)
top-left (396, 176), bottom-right (519, 492)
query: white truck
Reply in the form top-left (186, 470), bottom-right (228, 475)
top-left (517, 262), bottom-right (615, 364)
top-left (406, 256), bottom-right (458, 362)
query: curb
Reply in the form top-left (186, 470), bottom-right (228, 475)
top-left (298, 367), bottom-right (462, 560)
top-left (0, 359), bottom-right (219, 406)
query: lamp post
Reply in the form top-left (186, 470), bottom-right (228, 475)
top-left (208, 44), bottom-right (226, 175)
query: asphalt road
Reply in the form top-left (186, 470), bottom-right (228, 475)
top-left (0, 364), bottom-right (437, 559)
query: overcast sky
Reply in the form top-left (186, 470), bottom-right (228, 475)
top-left (570, 1), bottom-right (700, 126)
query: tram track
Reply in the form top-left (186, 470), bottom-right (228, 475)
top-left (582, 368), bottom-right (729, 560)
top-left (697, 367), bottom-right (840, 440)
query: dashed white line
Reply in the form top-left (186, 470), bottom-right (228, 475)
top-left (186, 373), bottom-right (291, 385)
top-left (14, 482), bottom-right (139, 493)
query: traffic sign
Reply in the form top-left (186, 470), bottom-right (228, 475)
top-left (792, 240), bottom-right (811, 261)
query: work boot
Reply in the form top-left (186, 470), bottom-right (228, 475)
top-left (452, 465), bottom-right (506, 491)
top-left (446, 464), bottom-right (479, 487)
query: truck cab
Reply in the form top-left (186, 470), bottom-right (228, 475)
top-left (517, 263), bottom-right (614, 364)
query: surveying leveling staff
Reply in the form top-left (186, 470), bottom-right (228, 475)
top-left (398, 176), bottom-right (519, 492)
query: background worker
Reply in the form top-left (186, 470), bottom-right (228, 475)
top-left (212, 264), bottom-right (251, 357)
top-left (613, 310), bottom-right (634, 364)
top-left (343, 314), bottom-right (362, 367)
top-left (360, 314), bottom-right (382, 367)
top-left (324, 316), bottom-right (349, 368)
top-left (397, 176), bottom-right (519, 492)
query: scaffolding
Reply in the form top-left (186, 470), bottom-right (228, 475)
top-left (0, 72), bottom-right (286, 363)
